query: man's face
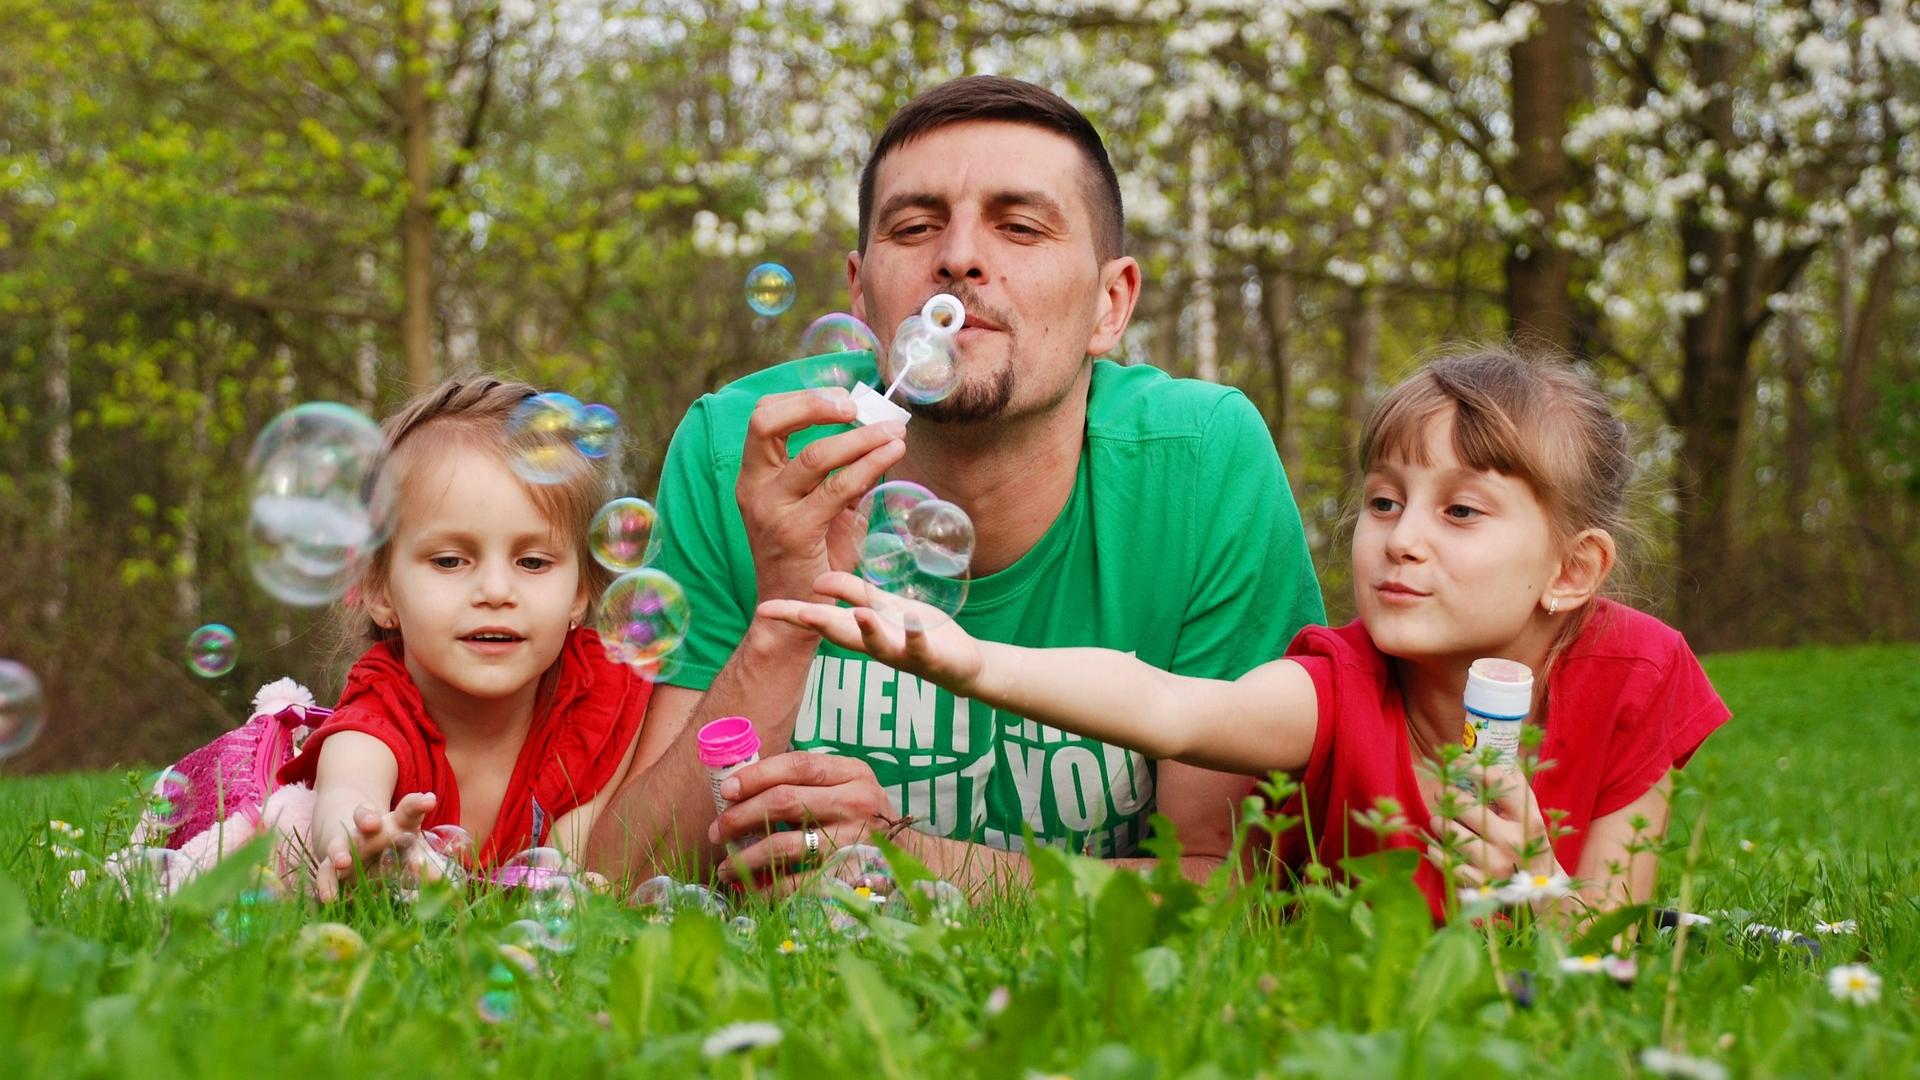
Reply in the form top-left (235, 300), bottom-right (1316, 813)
top-left (850, 120), bottom-right (1135, 425)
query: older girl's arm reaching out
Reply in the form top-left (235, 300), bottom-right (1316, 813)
top-left (757, 571), bottom-right (1320, 776)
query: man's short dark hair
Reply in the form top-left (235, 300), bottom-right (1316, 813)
top-left (857, 75), bottom-right (1125, 261)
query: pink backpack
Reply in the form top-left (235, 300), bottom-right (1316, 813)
top-left (131, 678), bottom-right (332, 849)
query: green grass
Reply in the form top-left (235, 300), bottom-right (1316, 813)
top-left (1, 643), bottom-right (1915, 1077)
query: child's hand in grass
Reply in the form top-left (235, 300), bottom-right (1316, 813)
top-left (313, 791), bottom-right (437, 901)
top-left (757, 570), bottom-right (985, 695)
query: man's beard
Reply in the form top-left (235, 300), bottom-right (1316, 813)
top-left (909, 364), bottom-right (1015, 424)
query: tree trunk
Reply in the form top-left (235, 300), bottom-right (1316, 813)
top-left (356, 252), bottom-right (381, 408)
top-left (1504, 0), bottom-right (1579, 351)
top-left (44, 315), bottom-right (71, 625)
top-left (1259, 262), bottom-right (1298, 480)
top-left (1188, 128), bottom-right (1219, 383)
top-left (399, 0), bottom-right (437, 387)
top-left (1833, 229), bottom-right (1906, 631)
top-left (1341, 283), bottom-right (1380, 484)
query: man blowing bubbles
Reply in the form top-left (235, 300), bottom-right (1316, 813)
top-left (589, 75), bottom-right (1324, 888)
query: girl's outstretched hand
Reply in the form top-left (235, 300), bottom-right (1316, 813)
top-left (756, 570), bottom-right (985, 695)
top-left (314, 791), bottom-right (438, 902)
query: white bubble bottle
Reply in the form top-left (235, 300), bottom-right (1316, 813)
top-left (697, 716), bottom-right (765, 848)
top-left (1461, 657), bottom-right (1534, 778)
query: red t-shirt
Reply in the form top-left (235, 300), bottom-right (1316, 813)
top-left (1277, 598), bottom-right (1729, 919)
top-left (280, 627), bottom-right (651, 866)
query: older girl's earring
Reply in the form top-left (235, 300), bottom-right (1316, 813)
top-left (1547, 596), bottom-right (1560, 616)
top-left (569, 620), bottom-right (579, 631)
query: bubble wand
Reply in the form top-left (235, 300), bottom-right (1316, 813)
top-left (851, 294), bottom-right (966, 426)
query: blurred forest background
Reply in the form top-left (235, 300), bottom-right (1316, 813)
top-left (2, 0), bottom-right (1916, 770)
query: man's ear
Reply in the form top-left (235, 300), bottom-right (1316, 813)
top-left (1086, 256), bottom-right (1142, 357)
top-left (1544, 528), bottom-right (1617, 615)
top-left (847, 249), bottom-right (867, 326)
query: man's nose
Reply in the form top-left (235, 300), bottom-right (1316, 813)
top-left (934, 214), bottom-right (988, 284)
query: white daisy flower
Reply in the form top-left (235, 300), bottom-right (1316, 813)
top-left (1498, 869), bottom-right (1573, 904)
top-left (701, 1021), bottom-right (783, 1059)
top-left (1827, 964), bottom-right (1882, 1005)
top-left (1639, 1047), bottom-right (1729, 1080)
top-left (1813, 919), bottom-right (1858, 935)
top-left (1737, 838), bottom-right (1756, 853)
top-left (985, 985), bottom-right (1011, 1017)
top-left (1457, 883), bottom-right (1500, 906)
top-left (1558, 954), bottom-right (1606, 974)
top-left (776, 938), bottom-right (806, 955)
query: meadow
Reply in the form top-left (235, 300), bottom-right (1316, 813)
top-left (0, 643), bottom-right (1914, 1078)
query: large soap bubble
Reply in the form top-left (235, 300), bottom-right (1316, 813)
top-left (0, 660), bottom-right (45, 761)
top-left (853, 480), bottom-right (973, 627)
top-left (504, 392), bottom-right (589, 485)
top-left (884, 315), bottom-right (962, 405)
top-left (587, 497), bottom-right (662, 573)
top-left (574, 403), bottom-right (620, 459)
top-left (245, 402), bottom-right (392, 607)
top-left (798, 313), bottom-right (880, 391)
top-left (594, 568), bottom-right (692, 668)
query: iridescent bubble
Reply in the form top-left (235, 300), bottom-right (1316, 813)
top-left (185, 624), bottom-right (238, 678)
top-left (574, 403), bottom-right (620, 459)
top-left (883, 315), bottom-right (961, 405)
top-left (296, 921), bottom-right (368, 963)
top-left (798, 313), bottom-right (880, 391)
top-left (675, 882), bottom-right (728, 918)
top-left (883, 879), bottom-right (970, 925)
top-left (627, 647), bottom-right (685, 686)
top-left (141, 768), bottom-right (195, 834)
top-left (853, 481), bottom-right (971, 627)
top-left (505, 392), bottom-right (588, 485)
top-left (819, 844), bottom-right (896, 900)
top-left (729, 915), bottom-right (758, 940)
top-left (588, 497), bottom-right (662, 573)
top-left (628, 873), bottom-right (679, 920)
top-left (245, 402), bottom-right (391, 607)
top-left (744, 262), bottom-right (796, 317)
top-left (594, 568), bottom-right (692, 667)
top-left (476, 986), bottom-right (517, 1024)
top-left (424, 824), bottom-right (476, 864)
top-left (0, 660), bottom-right (46, 761)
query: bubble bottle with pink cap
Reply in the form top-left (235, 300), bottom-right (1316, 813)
top-left (697, 716), bottom-right (763, 845)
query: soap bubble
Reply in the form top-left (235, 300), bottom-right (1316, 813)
top-left (245, 402), bottom-right (391, 606)
top-left (798, 313), bottom-right (880, 391)
top-left (819, 844), bottom-right (896, 901)
top-left (594, 568), bottom-right (691, 667)
top-left (587, 497), bottom-right (661, 573)
top-left (675, 882), bottom-right (729, 918)
top-left (883, 879), bottom-right (970, 924)
top-left (423, 824), bottom-right (476, 864)
top-left (0, 660), bottom-right (46, 761)
top-left (476, 985), bottom-right (518, 1024)
top-left (729, 915), bottom-right (758, 940)
top-left (185, 624), bottom-right (238, 678)
top-left (744, 262), bottom-right (796, 316)
top-left (505, 392), bottom-right (589, 485)
top-left (629, 873), bottom-right (679, 919)
top-left (883, 315), bottom-right (961, 405)
top-left (852, 481), bottom-right (972, 627)
top-left (141, 768), bottom-right (195, 834)
top-left (627, 648), bottom-right (684, 685)
top-left (574, 403), bottom-right (620, 459)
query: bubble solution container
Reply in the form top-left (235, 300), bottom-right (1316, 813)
top-left (698, 716), bottom-right (763, 846)
top-left (1459, 658), bottom-right (1534, 784)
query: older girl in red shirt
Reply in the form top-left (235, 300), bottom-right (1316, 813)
top-left (763, 346), bottom-right (1728, 919)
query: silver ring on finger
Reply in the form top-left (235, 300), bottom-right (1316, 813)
top-left (803, 827), bottom-right (821, 859)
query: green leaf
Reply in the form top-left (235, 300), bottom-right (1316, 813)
top-left (1402, 928), bottom-right (1488, 1029)
top-left (1571, 903), bottom-right (1650, 956)
top-left (608, 925), bottom-right (670, 1040)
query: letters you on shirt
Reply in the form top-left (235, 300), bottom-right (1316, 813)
top-left (791, 653), bottom-right (1157, 855)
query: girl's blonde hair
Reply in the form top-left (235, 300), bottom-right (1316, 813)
top-left (1358, 343), bottom-right (1639, 669)
top-left (328, 375), bottom-right (613, 679)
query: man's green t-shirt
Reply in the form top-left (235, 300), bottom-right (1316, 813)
top-left (652, 356), bottom-right (1325, 856)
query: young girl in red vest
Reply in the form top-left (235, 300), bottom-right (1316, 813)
top-left (274, 377), bottom-right (651, 899)
top-left (761, 347), bottom-right (1729, 919)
